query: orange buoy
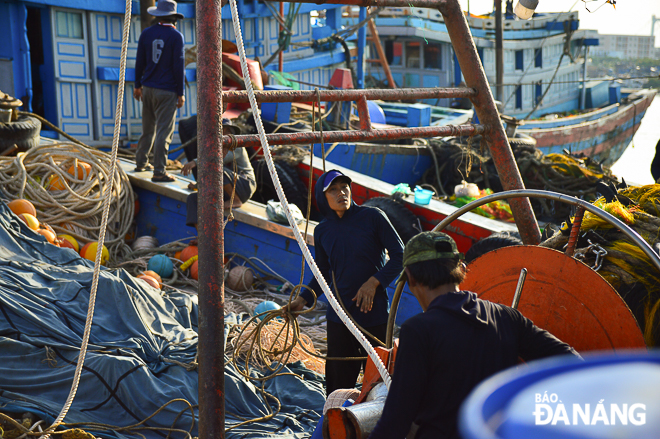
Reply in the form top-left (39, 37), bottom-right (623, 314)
top-left (57, 234), bottom-right (79, 252)
top-left (175, 251), bottom-right (182, 260)
top-left (80, 242), bottom-right (110, 265)
top-left (68, 162), bottom-right (92, 179)
top-left (8, 199), bottom-right (37, 217)
top-left (18, 213), bottom-right (39, 230)
top-left (190, 260), bottom-right (199, 280)
top-left (180, 245), bottom-right (198, 263)
top-left (48, 174), bottom-right (67, 191)
top-left (142, 270), bottom-right (162, 286)
top-left (137, 274), bottom-right (160, 289)
top-left (37, 228), bottom-right (56, 244)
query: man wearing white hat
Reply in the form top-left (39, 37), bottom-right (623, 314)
top-left (134, 0), bottom-right (185, 183)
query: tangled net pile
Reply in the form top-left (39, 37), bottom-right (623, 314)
top-left (0, 143), bottom-right (134, 254)
top-left (230, 316), bottom-right (325, 375)
top-left (421, 136), bottom-right (618, 222)
top-left (542, 185), bottom-right (660, 347)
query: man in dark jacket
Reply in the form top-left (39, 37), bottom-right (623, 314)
top-left (133, 0), bottom-right (185, 183)
top-left (368, 231), bottom-right (580, 439)
top-left (285, 170), bottom-right (404, 395)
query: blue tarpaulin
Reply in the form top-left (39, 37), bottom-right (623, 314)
top-left (0, 201), bottom-right (325, 438)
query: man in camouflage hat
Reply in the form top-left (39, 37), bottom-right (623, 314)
top-left (368, 231), bottom-right (579, 439)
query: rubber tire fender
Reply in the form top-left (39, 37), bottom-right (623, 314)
top-left (251, 159), bottom-right (309, 214)
top-left (465, 233), bottom-right (523, 263)
top-left (362, 196), bottom-right (419, 244)
top-left (0, 115), bottom-right (41, 153)
top-left (508, 132), bottom-right (537, 148)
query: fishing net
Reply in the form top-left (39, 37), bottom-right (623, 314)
top-left (421, 136), bottom-right (618, 222)
top-left (230, 318), bottom-right (325, 375)
top-left (541, 186), bottom-right (660, 347)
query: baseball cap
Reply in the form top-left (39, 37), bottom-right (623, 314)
top-left (322, 170), bottom-right (352, 192)
top-left (397, 231), bottom-right (464, 283)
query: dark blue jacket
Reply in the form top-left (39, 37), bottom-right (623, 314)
top-left (369, 291), bottom-right (580, 439)
top-left (135, 24), bottom-right (185, 96)
top-left (300, 171), bottom-right (404, 327)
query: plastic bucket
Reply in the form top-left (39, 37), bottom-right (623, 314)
top-left (459, 352), bottom-right (660, 439)
top-left (414, 187), bottom-right (433, 205)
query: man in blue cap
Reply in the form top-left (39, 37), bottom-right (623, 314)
top-left (133, 0), bottom-right (185, 183)
top-left (368, 231), bottom-right (579, 439)
top-left (285, 169), bottom-right (404, 395)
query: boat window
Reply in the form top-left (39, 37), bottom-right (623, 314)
top-left (534, 48), bottom-right (542, 68)
top-left (515, 50), bottom-right (523, 70)
top-left (56, 11), bottom-right (83, 39)
top-left (385, 41), bottom-right (403, 66)
top-left (424, 43), bottom-right (442, 69)
top-left (406, 41), bottom-right (421, 69)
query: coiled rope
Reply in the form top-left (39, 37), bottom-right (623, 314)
top-left (228, 0), bottom-right (391, 388)
top-left (0, 143), bottom-right (134, 254)
top-left (38, 0), bottom-right (133, 436)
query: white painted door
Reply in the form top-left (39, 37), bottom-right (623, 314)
top-left (51, 8), bottom-right (94, 141)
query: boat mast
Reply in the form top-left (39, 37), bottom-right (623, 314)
top-left (495, 0), bottom-right (504, 102)
top-left (580, 46), bottom-right (588, 110)
top-left (357, 7), bottom-right (367, 88)
top-left (196, 0), bottom-right (226, 438)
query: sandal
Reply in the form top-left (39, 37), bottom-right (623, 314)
top-left (134, 164), bottom-right (154, 172)
top-left (188, 182), bottom-right (198, 191)
top-left (151, 172), bottom-right (176, 183)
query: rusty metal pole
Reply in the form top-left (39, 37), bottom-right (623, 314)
top-left (356, 95), bottom-right (372, 130)
top-left (439, 0), bottom-right (541, 245)
top-left (196, 0), bottom-right (225, 437)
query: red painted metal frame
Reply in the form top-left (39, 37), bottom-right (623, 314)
top-left (356, 96), bottom-right (372, 131)
top-left (198, 0), bottom-right (542, 437)
top-left (223, 86), bottom-right (477, 103)
top-left (196, 0), bottom-right (225, 437)
top-left (223, 124), bottom-right (485, 148)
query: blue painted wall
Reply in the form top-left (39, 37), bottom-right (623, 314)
top-left (0, 2), bottom-right (32, 108)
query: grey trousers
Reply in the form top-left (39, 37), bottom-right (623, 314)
top-left (136, 86), bottom-right (178, 174)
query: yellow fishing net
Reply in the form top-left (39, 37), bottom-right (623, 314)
top-left (564, 185), bottom-right (660, 347)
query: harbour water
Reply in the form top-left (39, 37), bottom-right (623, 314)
top-left (611, 97), bottom-right (660, 185)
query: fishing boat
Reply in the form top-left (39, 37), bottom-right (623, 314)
top-left (516, 88), bottom-right (657, 165)
top-left (362, 6), bottom-right (656, 164)
top-left (0, 0), bottom-right (657, 438)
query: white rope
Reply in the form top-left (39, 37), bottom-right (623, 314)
top-left (39, 0), bottom-right (132, 435)
top-left (227, 0), bottom-right (391, 389)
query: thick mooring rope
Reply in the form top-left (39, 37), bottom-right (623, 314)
top-left (0, 143), bottom-right (134, 252)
